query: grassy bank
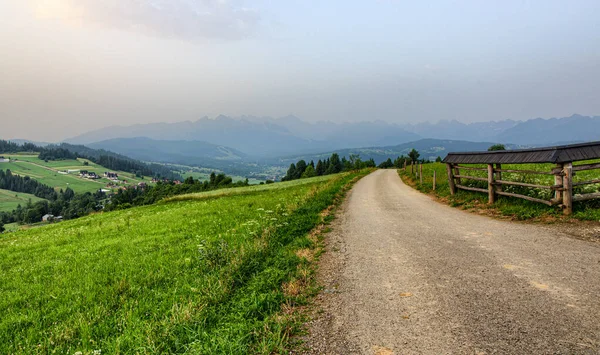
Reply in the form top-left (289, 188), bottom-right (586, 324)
top-left (398, 163), bottom-right (600, 221)
top-left (0, 170), bottom-right (371, 354)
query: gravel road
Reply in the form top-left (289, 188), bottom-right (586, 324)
top-left (303, 169), bottom-right (600, 354)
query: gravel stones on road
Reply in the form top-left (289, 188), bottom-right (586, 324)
top-left (301, 169), bottom-right (600, 354)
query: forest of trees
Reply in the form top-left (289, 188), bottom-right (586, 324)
top-left (0, 170), bottom-right (58, 200)
top-left (0, 140), bottom-right (37, 153)
top-left (282, 153), bottom-right (376, 182)
top-left (38, 147), bottom-right (78, 161)
top-left (1, 190), bottom-right (105, 225)
top-left (0, 183), bottom-right (105, 226)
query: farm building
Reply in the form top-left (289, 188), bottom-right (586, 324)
top-left (42, 214), bottom-right (54, 222)
top-left (104, 172), bottom-right (119, 179)
top-left (0, 158), bottom-right (9, 163)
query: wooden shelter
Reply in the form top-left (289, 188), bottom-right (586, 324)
top-left (443, 141), bottom-right (600, 215)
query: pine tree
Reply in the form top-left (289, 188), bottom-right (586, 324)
top-left (295, 160), bottom-right (307, 179)
top-left (408, 149), bottom-right (420, 163)
top-left (284, 163), bottom-right (297, 181)
top-left (327, 153), bottom-right (342, 174)
top-left (315, 160), bottom-right (325, 176)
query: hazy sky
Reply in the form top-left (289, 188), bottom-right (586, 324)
top-left (1, 0), bottom-right (599, 141)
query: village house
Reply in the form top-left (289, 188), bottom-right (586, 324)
top-left (42, 214), bottom-right (53, 222)
top-left (80, 171), bottom-right (99, 179)
top-left (104, 172), bottom-right (119, 179)
top-left (0, 157), bottom-right (9, 163)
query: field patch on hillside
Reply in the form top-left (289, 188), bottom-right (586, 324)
top-left (0, 189), bottom-right (46, 212)
top-left (0, 171), bottom-right (368, 354)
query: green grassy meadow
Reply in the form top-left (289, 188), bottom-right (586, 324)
top-left (0, 154), bottom-right (154, 194)
top-left (0, 189), bottom-right (46, 212)
top-left (399, 161), bottom-right (600, 221)
top-left (0, 170), bottom-right (369, 354)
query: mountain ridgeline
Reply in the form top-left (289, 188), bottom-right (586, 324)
top-left (64, 114), bottom-right (600, 162)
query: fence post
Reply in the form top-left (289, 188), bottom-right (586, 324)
top-left (403, 160), bottom-right (407, 171)
top-left (433, 170), bottom-right (436, 191)
top-left (495, 164), bottom-right (502, 193)
top-left (453, 165), bottom-right (461, 185)
top-left (419, 164), bottom-right (423, 184)
top-left (446, 163), bottom-right (456, 195)
top-left (554, 163), bottom-right (563, 203)
top-left (487, 164), bottom-right (495, 204)
top-left (563, 162), bottom-right (573, 215)
top-left (411, 161), bottom-right (414, 174)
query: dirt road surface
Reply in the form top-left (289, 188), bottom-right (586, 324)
top-left (303, 169), bottom-right (600, 354)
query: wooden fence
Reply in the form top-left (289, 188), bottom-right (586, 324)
top-left (446, 162), bottom-right (600, 215)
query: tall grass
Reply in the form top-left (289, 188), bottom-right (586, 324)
top-left (399, 162), bottom-right (600, 221)
top-left (0, 170), bottom-right (370, 354)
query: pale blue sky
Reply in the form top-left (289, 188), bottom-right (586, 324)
top-left (1, 0), bottom-right (599, 141)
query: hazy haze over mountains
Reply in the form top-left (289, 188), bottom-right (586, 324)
top-left (66, 114), bottom-right (600, 160)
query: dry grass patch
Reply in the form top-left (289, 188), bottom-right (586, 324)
top-left (295, 248), bottom-right (314, 262)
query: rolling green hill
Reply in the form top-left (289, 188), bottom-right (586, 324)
top-left (0, 170), bottom-right (369, 354)
top-left (0, 154), bottom-right (154, 194)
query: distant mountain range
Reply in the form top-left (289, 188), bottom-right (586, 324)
top-left (274, 139), bottom-right (521, 165)
top-left (65, 114), bottom-right (420, 157)
top-left (89, 137), bottom-right (246, 163)
top-left (7, 139), bottom-right (51, 147)
top-left (62, 113), bottom-right (600, 170)
top-left (88, 137), bottom-right (255, 175)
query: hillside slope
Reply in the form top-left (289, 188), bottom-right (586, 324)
top-left (0, 188), bottom-right (45, 212)
top-left (0, 154), bottom-right (156, 193)
top-left (0, 171), bottom-right (369, 354)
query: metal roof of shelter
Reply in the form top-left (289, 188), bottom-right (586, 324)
top-left (443, 141), bottom-right (600, 165)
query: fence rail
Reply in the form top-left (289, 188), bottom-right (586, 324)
top-left (446, 162), bottom-right (600, 215)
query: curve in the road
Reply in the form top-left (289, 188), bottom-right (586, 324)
top-left (305, 169), bottom-right (600, 354)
